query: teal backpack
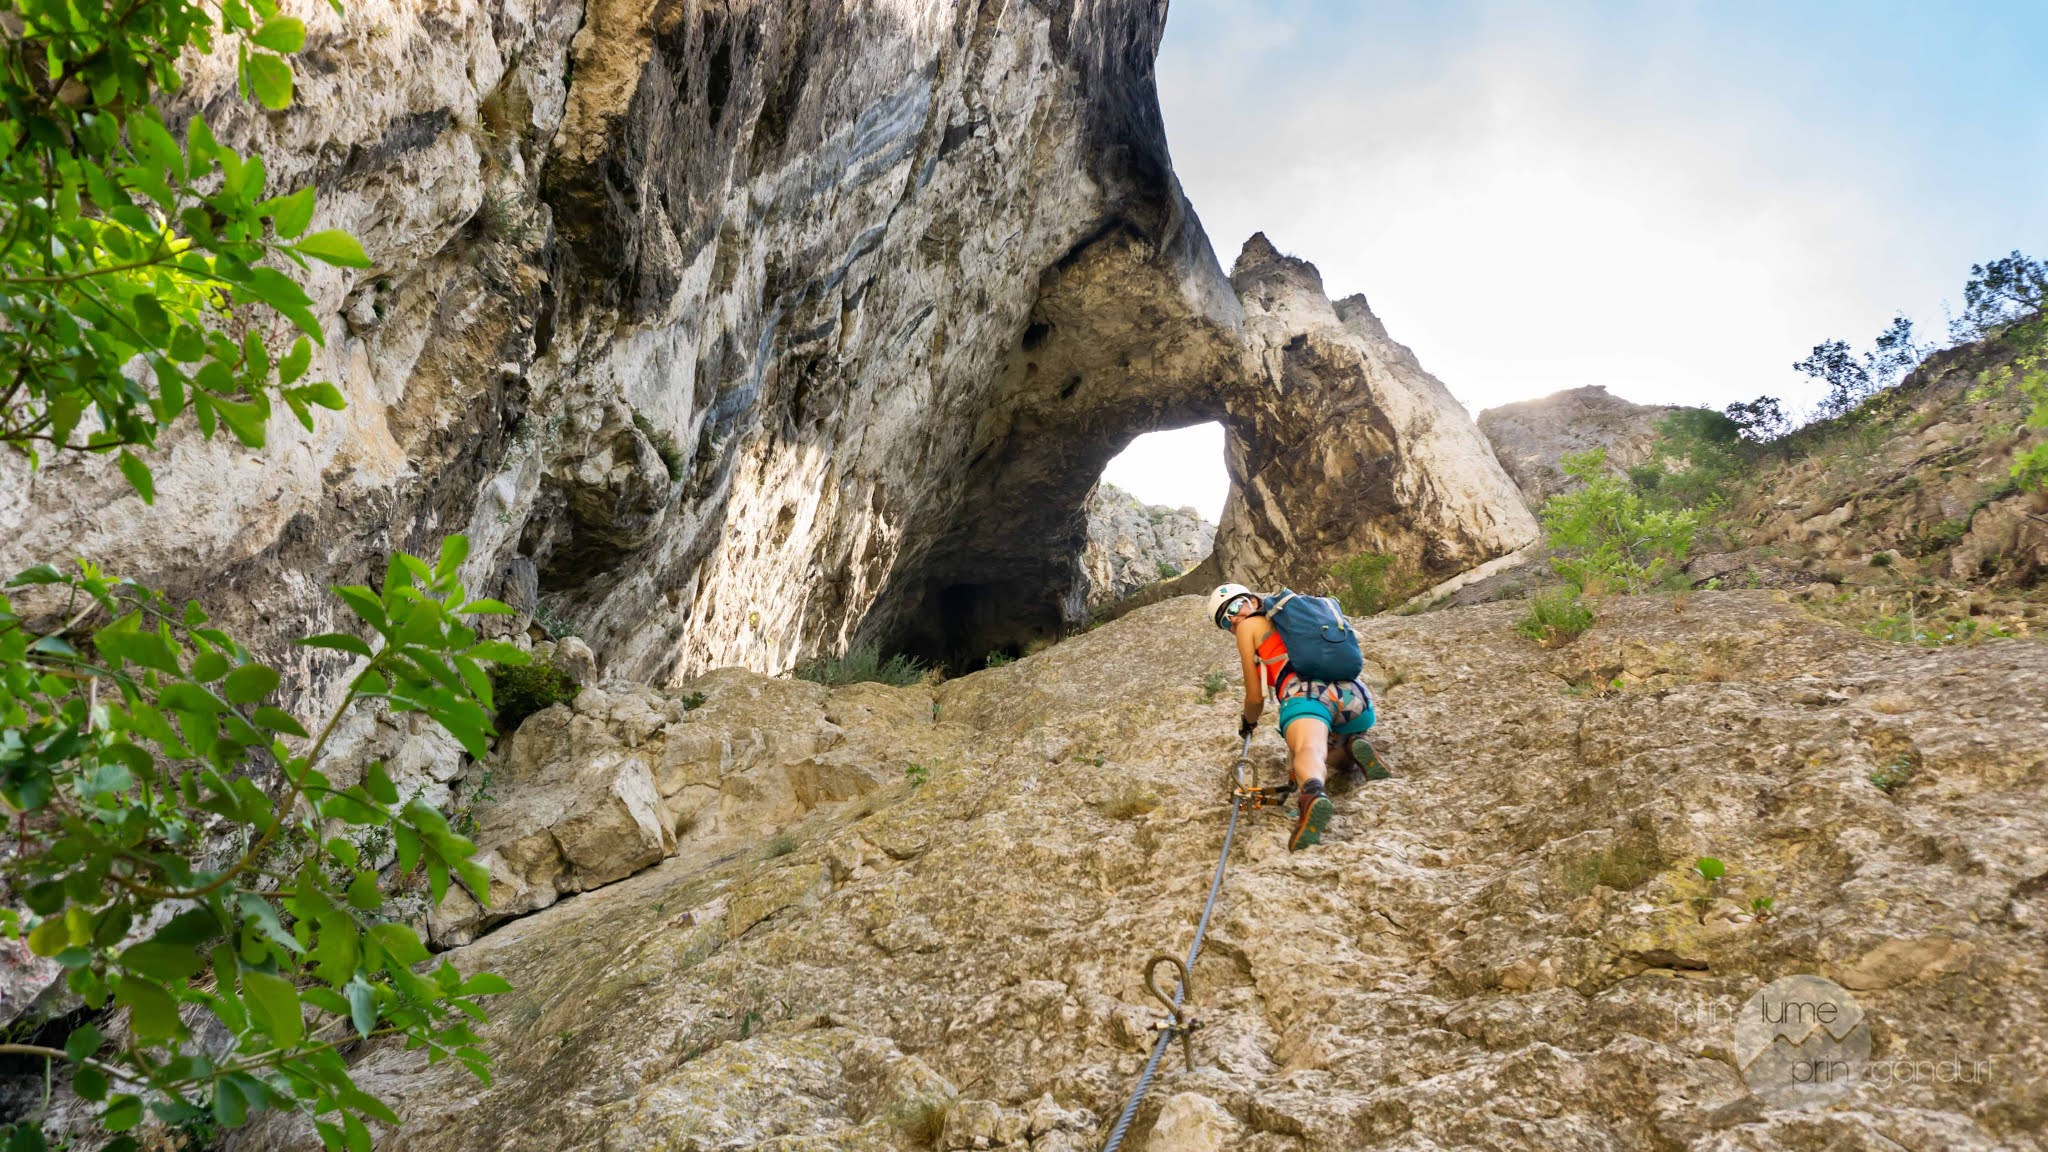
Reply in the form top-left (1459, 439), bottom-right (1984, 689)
top-left (1261, 589), bottom-right (1364, 682)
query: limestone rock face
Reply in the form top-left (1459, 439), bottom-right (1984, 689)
top-left (1, 0), bottom-right (1533, 691)
top-left (1079, 484), bottom-right (1216, 611)
top-left (1478, 385), bottom-right (1676, 511)
top-left (241, 593), bottom-right (2046, 1151)
top-left (1211, 236), bottom-right (1539, 591)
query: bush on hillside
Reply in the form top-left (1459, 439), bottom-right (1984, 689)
top-left (1539, 449), bottom-right (1703, 595)
top-left (491, 657), bottom-right (582, 732)
top-left (1327, 550), bottom-right (1417, 616)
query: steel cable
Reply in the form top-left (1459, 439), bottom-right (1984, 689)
top-left (1098, 734), bottom-right (1253, 1152)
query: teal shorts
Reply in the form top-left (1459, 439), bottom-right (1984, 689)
top-left (1275, 676), bottom-right (1376, 737)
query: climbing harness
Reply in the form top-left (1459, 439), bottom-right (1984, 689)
top-left (1097, 732), bottom-right (1282, 1152)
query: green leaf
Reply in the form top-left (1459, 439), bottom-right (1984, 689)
top-left (1694, 856), bottom-right (1726, 882)
top-left (252, 706), bottom-right (311, 736)
top-left (251, 16), bottom-right (307, 52)
top-left (261, 185), bottom-right (316, 239)
top-left (294, 229), bottom-right (372, 268)
top-left (104, 1095), bottom-right (146, 1131)
top-left (213, 1074), bottom-right (249, 1127)
top-left (459, 972), bottom-right (512, 996)
top-left (191, 650), bottom-right (231, 682)
top-left (247, 52), bottom-right (294, 110)
top-left (63, 1023), bottom-right (103, 1062)
top-left (436, 535), bottom-right (471, 577)
top-left (364, 761), bottom-right (399, 805)
top-left (119, 938), bottom-right (205, 982)
top-left (223, 663), bottom-right (282, 704)
top-left (28, 918), bottom-right (70, 957)
top-left (279, 336), bottom-right (314, 384)
top-left (346, 978), bottom-right (377, 1039)
top-left (369, 922), bottom-right (429, 968)
top-left (290, 381), bottom-right (347, 410)
top-left (8, 565), bottom-right (66, 587)
top-left (235, 266), bottom-right (323, 342)
top-left (242, 968), bottom-right (305, 1045)
top-left (93, 627), bottom-right (181, 675)
top-left (117, 452), bottom-right (156, 504)
top-left (346, 870), bottom-right (383, 911)
top-left (332, 587), bottom-right (387, 631)
top-left (112, 976), bottom-right (184, 1042)
top-left (299, 632), bottom-right (375, 658)
top-left (73, 1064), bottom-right (108, 1101)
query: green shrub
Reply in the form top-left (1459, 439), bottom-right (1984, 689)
top-left (765, 833), bottom-right (798, 858)
top-left (1155, 559), bottom-right (1181, 580)
top-left (1515, 587), bottom-right (1595, 647)
top-left (1200, 670), bottom-right (1229, 702)
top-left (795, 644), bottom-right (927, 687)
top-left (631, 411), bottom-right (686, 484)
top-left (0, 538), bottom-right (513, 1146)
top-left (491, 658), bottom-right (581, 732)
top-left (1539, 449), bottom-right (1702, 594)
top-left (905, 762), bottom-right (930, 789)
top-left (1327, 550), bottom-right (1415, 616)
top-left (983, 650), bottom-right (1014, 669)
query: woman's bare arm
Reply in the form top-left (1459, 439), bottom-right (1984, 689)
top-left (1237, 623), bottom-right (1264, 727)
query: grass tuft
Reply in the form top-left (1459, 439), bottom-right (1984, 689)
top-left (796, 644), bottom-right (928, 687)
top-left (1515, 587), bottom-right (1595, 648)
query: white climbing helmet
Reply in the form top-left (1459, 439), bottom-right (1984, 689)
top-left (1206, 582), bottom-right (1256, 630)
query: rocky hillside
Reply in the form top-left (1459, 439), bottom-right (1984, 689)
top-left (1079, 485), bottom-right (1216, 611)
top-left (236, 593), bottom-right (2046, 1152)
top-left (1448, 327), bottom-right (2048, 641)
top-left (1479, 386), bottom-right (1674, 511)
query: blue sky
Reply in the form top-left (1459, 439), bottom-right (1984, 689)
top-left (1107, 1), bottom-right (2047, 519)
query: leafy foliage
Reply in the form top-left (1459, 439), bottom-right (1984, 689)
top-left (793, 644), bottom-right (927, 688)
top-left (1721, 395), bottom-right (1790, 443)
top-left (1795, 314), bottom-right (1928, 421)
top-left (1633, 408), bottom-right (1746, 511)
top-left (0, 537), bottom-right (517, 1148)
top-left (0, 0), bottom-right (369, 501)
top-left (1538, 449), bottom-right (1702, 595)
top-left (1325, 550), bottom-right (1414, 616)
top-left (1951, 251), bottom-right (2047, 341)
top-left (487, 657), bottom-right (579, 734)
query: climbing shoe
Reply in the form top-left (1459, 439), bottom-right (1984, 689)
top-left (1348, 736), bottom-right (1390, 781)
top-left (1290, 781), bottom-right (1333, 852)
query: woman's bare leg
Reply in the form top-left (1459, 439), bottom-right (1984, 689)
top-left (1285, 716), bottom-right (1330, 790)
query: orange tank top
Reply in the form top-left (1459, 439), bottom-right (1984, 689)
top-left (1254, 626), bottom-right (1292, 694)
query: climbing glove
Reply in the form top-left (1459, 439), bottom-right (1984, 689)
top-left (1238, 716), bottom-right (1257, 739)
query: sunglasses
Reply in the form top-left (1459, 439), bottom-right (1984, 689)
top-left (1215, 595), bottom-right (1254, 629)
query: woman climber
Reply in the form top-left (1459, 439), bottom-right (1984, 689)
top-left (1206, 581), bottom-right (1389, 851)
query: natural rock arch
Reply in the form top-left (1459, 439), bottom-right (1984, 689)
top-left (0, 0), bottom-right (1533, 690)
